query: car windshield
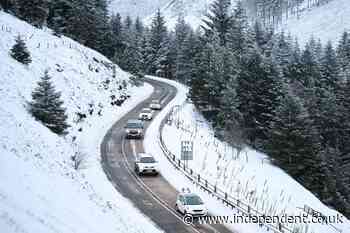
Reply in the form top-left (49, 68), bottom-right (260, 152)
top-left (142, 109), bottom-right (152, 113)
top-left (185, 195), bottom-right (203, 205)
top-left (126, 122), bottom-right (142, 129)
top-left (140, 157), bottom-right (156, 163)
top-left (152, 100), bottom-right (159, 104)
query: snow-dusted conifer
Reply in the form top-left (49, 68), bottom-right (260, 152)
top-left (29, 70), bottom-right (69, 135)
top-left (10, 35), bottom-right (32, 65)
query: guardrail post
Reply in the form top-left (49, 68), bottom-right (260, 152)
top-left (225, 193), bottom-right (228, 200)
top-left (278, 223), bottom-right (283, 232)
top-left (214, 186), bottom-right (217, 193)
top-left (237, 199), bottom-right (240, 207)
top-left (178, 160), bottom-right (181, 167)
top-left (198, 174), bottom-right (200, 182)
top-left (172, 154), bottom-right (175, 161)
top-left (248, 205), bottom-right (251, 213)
top-left (205, 180), bottom-right (208, 188)
top-left (190, 169), bottom-right (193, 175)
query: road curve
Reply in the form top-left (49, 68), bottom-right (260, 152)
top-left (101, 78), bottom-right (232, 233)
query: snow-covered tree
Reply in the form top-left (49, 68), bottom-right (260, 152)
top-left (202, 0), bottom-right (232, 46)
top-left (16, 0), bottom-right (49, 28)
top-left (10, 35), bottom-right (32, 65)
top-left (148, 9), bottom-right (169, 77)
top-left (29, 70), bottom-right (69, 135)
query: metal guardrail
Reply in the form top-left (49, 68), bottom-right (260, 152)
top-left (158, 104), bottom-right (297, 233)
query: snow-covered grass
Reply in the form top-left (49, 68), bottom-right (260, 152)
top-left (279, 0), bottom-right (350, 45)
top-left (0, 11), bottom-right (163, 233)
top-left (144, 76), bottom-right (350, 233)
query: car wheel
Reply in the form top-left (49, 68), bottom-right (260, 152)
top-left (175, 204), bottom-right (179, 212)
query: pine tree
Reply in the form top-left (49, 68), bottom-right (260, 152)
top-left (16, 0), bottom-right (49, 28)
top-left (174, 16), bottom-right (192, 83)
top-left (29, 70), bottom-right (69, 135)
top-left (10, 35), bottom-right (32, 65)
top-left (266, 92), bottom-right (323, 191)
top-left (320, 41), bottom-right (339, 90)
top-left (110, 13), bottom-right (124, 59)
top-left (0, 0), bottom-right (16, 12)
top-left (237, 52), bottom-right (283, 146)
top-left (47, 0), bottom-right (73, 36)
top-left (271, 32), bottom-right (292, 76)
top-left (227, 0), bottom-right (250, 61)
top-left (149, 9), bottom-right (169, 76)
top-left (202, 0), bottom-right (232, 46)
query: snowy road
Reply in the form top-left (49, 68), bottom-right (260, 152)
top-left (101, 78), bottom-right (232, 233)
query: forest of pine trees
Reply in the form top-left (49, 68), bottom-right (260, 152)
top-left (1, 0), bottom-right (349, 218)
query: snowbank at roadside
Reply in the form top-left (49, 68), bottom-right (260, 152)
top-left (0, 11), bottom-right (162, 233)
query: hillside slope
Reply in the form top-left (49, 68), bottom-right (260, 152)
top-left (0, 11), bottom-right (162, 233)
top-left (279, 0), bottom-right (350, 45)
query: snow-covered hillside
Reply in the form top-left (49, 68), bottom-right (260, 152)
top-left (161, 103), bottom-right (350, 233)
top-left (111, 0), bottom-right (350, 45)
top-left (279, 0), bottom-right (350, 45)
top-left (0, 11), bottom-right (163, 233)
top-left (110, 0), bottom-right (237, 29)
top-left (109, 0), bottom-right (169, 19)
top-left (144, 0), bottom-right (213, 29)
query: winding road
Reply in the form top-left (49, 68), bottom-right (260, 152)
top-left (101, 78), bottom-right (232, 233)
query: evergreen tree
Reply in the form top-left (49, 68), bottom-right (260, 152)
top-left (47, 0), bottom-right (73, 36)
top-left (189, 35), bottom-right (211, 109)
top-left (0, 0), bottom-right (16, 13)
top-left (10, 35), bottom-right (32, 65)
top-left (66, 0), bottom-right (110, 53)
top-left (237, 52), bottom-right (283, 146)
top-left (29, 70), bottom-right (69, 135)
top-left (110, 13), bottom-right (124, 58)
top-left (266, 92), bottom-right (324, 193)
top-left (174, 16), bottom-right (192, 83)
top-left (320, 41), bottom-right (339, 90)
top-left (16, 0), bottom-right (49, 28)
top-left (227, 0), bottom-right (250, 62)
top-left (202, 0), bottom-right (232, 46)
top-left (271, 32), bottom-right (292, 76)
top-left (148, 9), bottom-right (169, 76)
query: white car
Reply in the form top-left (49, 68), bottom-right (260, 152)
top-left (125, 119), bottom-right (144, 139)
top-left (139, 108), bottom-right (154, 120)
top-left (150, 100), bottom-right (162, 110)
top-left (175, 191), bottom-right (208, 216)
top-left (134, 153), bottom-right (159, 175)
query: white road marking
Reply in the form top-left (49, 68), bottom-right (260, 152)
top-left (130, 140), bottom-right (138, 158)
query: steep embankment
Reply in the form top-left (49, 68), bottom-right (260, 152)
top-left (0, 11), bottom-right (162, 233)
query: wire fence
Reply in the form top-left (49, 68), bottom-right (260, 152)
top-left (1, 24), bottom-right (96, 58)
top-left (158, 103), bottom-right (345, 233)
top-left (158, 104), bottom-right (295, 233)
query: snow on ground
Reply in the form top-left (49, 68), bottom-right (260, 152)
top-left (145, 76), bottom-right (350, 233)
top-left (279, 0), bottom-right (350, 45)
top-left (0, 12), bottom-right (163, 233)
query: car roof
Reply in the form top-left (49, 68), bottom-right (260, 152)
top-left (179, 192), bottom-right (200, 198)
top-left (142, 107), bottom-right (152, 111)
top-left (127, 119), bottom-right (143, 124)
top-left (151, 100), bottom-right (160, 102)
top-left (138, 152), bottom-right (154, 158)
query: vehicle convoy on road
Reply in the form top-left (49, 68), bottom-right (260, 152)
top-left (175, 189), bottom-right (208, 217)
top-left (125, 119), bottom-right (144, 139)
top-left (150, 99), bottom-right (162, 110)
top-left (134, 153), bottom-right (159, 175)
top-left (139, 108), bottom-right (154, 120)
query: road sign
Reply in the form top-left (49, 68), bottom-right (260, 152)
top-left (181, 141), bottom-right (193, 161)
